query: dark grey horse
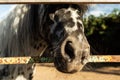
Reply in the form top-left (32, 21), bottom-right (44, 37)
top-left (0, 4), bottom-right (90, 80)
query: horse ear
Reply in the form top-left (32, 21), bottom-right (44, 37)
top-left (49, 13), bottom-right (54, 21)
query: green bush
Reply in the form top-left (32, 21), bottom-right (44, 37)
top-left (84, 9), bottom-right (120, 54)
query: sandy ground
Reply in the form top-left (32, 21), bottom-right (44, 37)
top-left (33, 63), bottom-right (120, 80)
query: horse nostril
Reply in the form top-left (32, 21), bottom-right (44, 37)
top-left (65, 41), bottom-right (75, 60)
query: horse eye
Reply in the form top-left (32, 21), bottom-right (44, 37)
top-left (77, 22), bottom-right (82, 27)
top-left (54, 15), bottom-right (59, 21)
top-left (77, 16), bottom-right (81, 20)
top-left (77, 10), bottom-right (81, 14)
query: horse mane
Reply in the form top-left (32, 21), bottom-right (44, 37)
top-left (42, 4), bottom-right (88, 17)
top-left (0, 5), bottom-right (33, 56)
top-left (38, 4), bottom-right (88, 41)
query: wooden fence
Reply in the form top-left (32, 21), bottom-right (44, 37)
top-left (0, 55), bottom-right (119, 64)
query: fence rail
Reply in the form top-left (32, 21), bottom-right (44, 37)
top-left (0, 55), bottom-right (119, 64)
top-left (0, 0), bottom-right (120, 3)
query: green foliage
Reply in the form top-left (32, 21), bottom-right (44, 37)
top-left (40, 57), bottom-right (53, 63)
top-left (84, 9), bottom-right (120, 54)
top-left (29, 57), bottom-right (53, 63)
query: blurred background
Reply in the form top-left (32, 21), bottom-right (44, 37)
top-left (0, 4), bottom-right (120, 55)
top-left (84, 4), bottom-right (120, 55)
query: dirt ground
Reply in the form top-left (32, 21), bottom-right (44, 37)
top-left (33, 63), bottom-right (120, 80)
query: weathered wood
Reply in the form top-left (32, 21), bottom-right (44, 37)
top-left (0, 55), bottom-right (119, 64)
top-left (89, 55), bottom-right (120, 62)
top-left (0, 0), bottom-right (120, 3)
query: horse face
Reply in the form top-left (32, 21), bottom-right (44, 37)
top-left (49, 7), bottom-right (90, 73)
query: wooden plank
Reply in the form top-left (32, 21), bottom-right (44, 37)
top-left (0, 55), bottom-right (119, 64)
top-left (0, 0), bottom-right (120, 3)
top-left (89, 55), bottom-right (120, 62)
top-left (0, 57), bottom-right (31, 64)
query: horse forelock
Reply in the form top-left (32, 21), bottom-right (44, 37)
top-left (37, 4), bottom-right (88, 41)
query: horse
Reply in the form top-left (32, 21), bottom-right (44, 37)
top-left (0, 4), bottom-right (90, 80)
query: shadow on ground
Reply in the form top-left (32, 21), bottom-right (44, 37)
top-left (83, 62), bottom-right (120, 75)
top-left (38, 62), bottom-right (120, 76)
